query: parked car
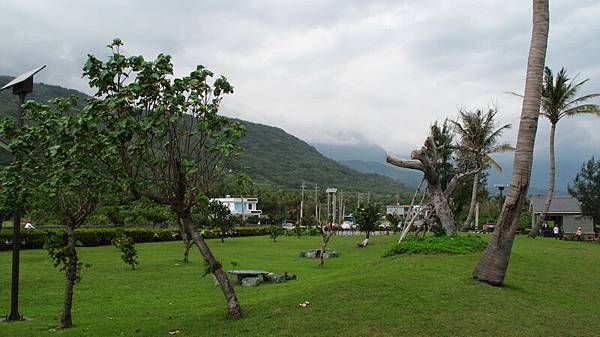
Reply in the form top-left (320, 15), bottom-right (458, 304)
top-left (341, 216), bottom-right (356, 230)
top-left (378, 221), bottom-right (391, 230)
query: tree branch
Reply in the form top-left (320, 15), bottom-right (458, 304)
top-left (444, 166), bottom-right (482, 198)
top-left (386, 155), bottom-right (424, 172)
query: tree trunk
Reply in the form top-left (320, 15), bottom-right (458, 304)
top-left (386, 140), bottom-right (475, 236)
top-left (180, 212), bottom-right (243, 319)
top-left (183, 237), bottom-right (193, 263)
top-left (473, 0), bottom-right (549, 286)
top-left (319, 231), bottom-right (333, 268)
top-left (179, 218), bottom-right (193, 263)
top-left (431, 186), bottom-right (456, 235)
top-left (60, 224), bottom-right (79, 329)
top-left (463, 171), bottom-right (480, 230)
top-left (530, 123), bottom-right (556, 238)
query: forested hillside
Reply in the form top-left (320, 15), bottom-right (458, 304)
top-left (230, 120), bottom-right (408, 193)
top-left (0, 77), bottom-right (407, 195)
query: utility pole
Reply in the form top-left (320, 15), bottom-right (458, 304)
top-left (367, 192), bottom-right (370, 204)
top-left (325, 188), bottom-right (337, 225)
top-left (341, 191), bottom-right (346, 223)
top-left (318, 203), bottom-right (322, 223)
top-left (340, 191), bottom-right (345, 223)
top-left (314, 184), bottom-right (319, 219)
top-left (300, 182), bottom-right (306, 222)
top-left (326, 193), bottom-right (331, 223)
top-left (332, 191), bottom-right (336, 225)
top-left (357, 192), bottom-right (361, 209)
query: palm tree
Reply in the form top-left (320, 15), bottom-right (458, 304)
top-left (473, 0), bottom-right (549, 286)
top-left (451, 108), bottom-right (513, 231)
top-left (528, 67), bottom-right (600, 238)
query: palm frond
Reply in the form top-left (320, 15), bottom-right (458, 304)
top-left (489, 143), bottom-right (515, 153)
top-left (564, 104), bottom-right (600, 116)
top-left (565, 93), bottom-right (600, 107)
top-left (484, 155), bottom-right (503, 172)
top-left (505, 91), bottom-right (524, 99)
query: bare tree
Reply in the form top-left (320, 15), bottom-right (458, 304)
top-left (387, 136), bottom-right (479, 235)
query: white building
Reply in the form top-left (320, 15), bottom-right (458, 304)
top-left (213, 195), bottom-right (262, 217)
top-left (386, 205), bottom-right (428, 218)
top-left (386, 205), bottom-right (412, 216)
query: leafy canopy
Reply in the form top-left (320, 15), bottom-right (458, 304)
top-left (569, 157), bottom-right (600, 224)
top-left (83, 38), bottom-right (244, 211)
top-left (355, 204), bottom-right (380, 237)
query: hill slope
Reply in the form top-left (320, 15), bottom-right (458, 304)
top-left (0, 76), bottom-right (407, 194)
top-left (230, 120), bottom-right (408, 193)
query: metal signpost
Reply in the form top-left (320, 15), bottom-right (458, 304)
top-left (0, 65), bottom-right (46, 322)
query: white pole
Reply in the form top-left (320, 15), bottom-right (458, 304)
top-left (300, 182), bottom-right (305, 221)
top-left (475, 202), bottom-right (480, 230)
top-left (332, 192), bottom-right (336, 225)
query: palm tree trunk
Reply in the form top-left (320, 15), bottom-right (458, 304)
top-left (60, 223), bottom-right (78, 329)
top-left (463, 171), bottom-right (480, 230)
top-left (180, 211), bottom-right (243, 319)
top-left (473, 0), bottom-right (549, 286)
top-left (529, 123), bottom-right (556, 238)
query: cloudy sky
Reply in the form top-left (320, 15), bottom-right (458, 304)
top-left (1, 0), bottom-right (599, 165)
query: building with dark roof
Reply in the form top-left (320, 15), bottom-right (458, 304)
top-left (530, 196), bottom-right (595, 238)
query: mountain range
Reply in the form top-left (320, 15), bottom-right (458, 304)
top-left (0, 76), bottom-right (407, 195)
top-left (2, 75), bottom-right (583, 197)
top-left (312, 143), bottom-right (577, 195)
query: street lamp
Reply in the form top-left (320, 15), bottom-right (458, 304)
top-left (494, 184), bottom-right (509, 208)
top-left (0, 65), bottom-right (46, 322)
top-left (325, 188), bottom-right (337, 224)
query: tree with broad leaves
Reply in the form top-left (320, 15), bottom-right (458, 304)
top-left (1, 96), bottom-right (108, 328)
top-left (568, 157), bottom-right (600, 238)
top-left (355, 204), bottom-right (380, 239)
top-left (195, 199), bottom-right (234, 243)
top-left (83, 39), bottom-right (245, 319)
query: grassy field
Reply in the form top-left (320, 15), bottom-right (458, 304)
top-left (1, 234), bottom-right (599, 337)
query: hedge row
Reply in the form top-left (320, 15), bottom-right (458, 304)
top-left (0, 226), bottom-right (271, 251)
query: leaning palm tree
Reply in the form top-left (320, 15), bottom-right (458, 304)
top-left (473, 0), bottom-right (549, 286)
top-left (451, 108), bottom-right (513, 231)
top-left (526, 67), bottom-right (600, 237)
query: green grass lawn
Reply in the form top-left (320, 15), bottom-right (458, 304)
top-left (1, 234), bottom-right (599, 337)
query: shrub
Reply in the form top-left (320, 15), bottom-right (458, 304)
top-left (0, 226), bottom-right (271, 251)
top-left (112, 231), bottom-right (138, 270)
top-left (384, 235), bottom-right (488, 257)
top-left (270, 224), bottom-right (283, 242)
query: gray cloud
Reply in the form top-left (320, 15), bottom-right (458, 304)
top-left (1, 0), bottom-right (599, 162)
